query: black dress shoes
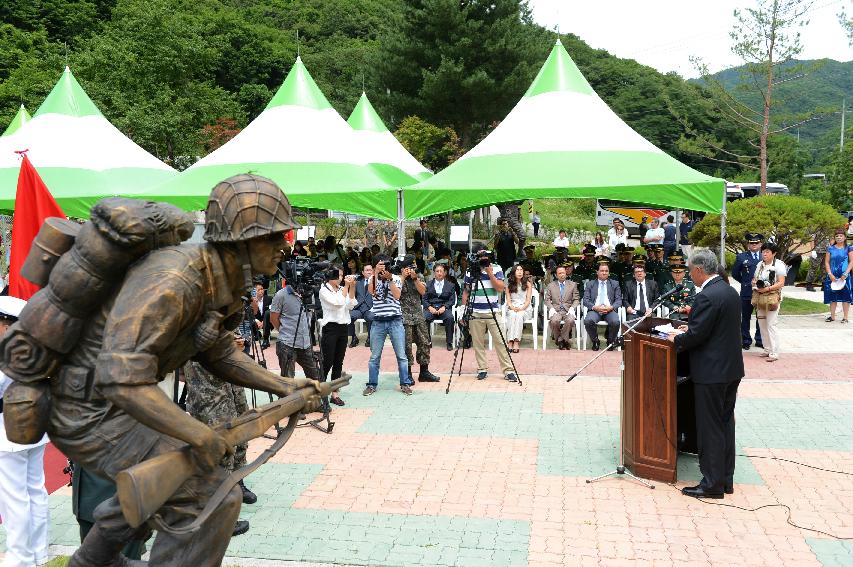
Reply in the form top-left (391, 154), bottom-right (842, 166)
top-left (418, 371), bottom-right (441, 382)
top-left (591, 339), bottom-right (600, 351)
top-left (681, 484), bottom-right (724, 499)
top-left (742, 344), bottom-right (751, 350)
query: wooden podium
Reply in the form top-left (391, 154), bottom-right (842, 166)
top-left (621, 317), bottom-right (689, 483)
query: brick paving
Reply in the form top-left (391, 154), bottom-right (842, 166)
top-left (3, 316), bottom-right (853, 566)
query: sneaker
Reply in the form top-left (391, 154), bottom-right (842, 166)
top-left (232, 520), bottom-right (250, 536)
top-left (477, 371), bottom-right (488, 380)
top-left (504, 373), bottom-right (518, 382)
top-left (363, 385), bottom-right (376, 396)
top-left (401, 384), bottom-right (413, 395)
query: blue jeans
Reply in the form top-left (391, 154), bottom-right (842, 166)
top-left (367, 317), bottom-right (409, 387)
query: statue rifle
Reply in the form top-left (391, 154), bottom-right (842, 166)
top-left (116, 377), bottom-right (349, 529)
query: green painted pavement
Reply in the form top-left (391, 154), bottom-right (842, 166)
top-left (736, 399), bottom-right (853, 451)
top-left (0, 494), bottom-right (80, 550)
top-left (807, 539), bottom-right (853, 567)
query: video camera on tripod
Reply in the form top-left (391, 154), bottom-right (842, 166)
top-left (279, 257), bottom-right (333, 298)
top-left (466, 249), bottom-right (495, 274)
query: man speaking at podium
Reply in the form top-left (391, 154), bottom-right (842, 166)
top-left (669, 250), bottom-right (744, 499)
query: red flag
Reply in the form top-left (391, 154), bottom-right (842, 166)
top-left (9, 153), bottom-right (65, 300)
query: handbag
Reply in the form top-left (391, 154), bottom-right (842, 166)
top-left (750, 262), bottom-right (781, 311)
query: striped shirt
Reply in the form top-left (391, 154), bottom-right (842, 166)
top-left (370, 274), bottom-right (403, 320)
top-left (464, 264), bottom-right (504, 313)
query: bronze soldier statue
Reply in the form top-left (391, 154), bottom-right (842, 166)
top-left (1, 174), bottom-right (342, 567)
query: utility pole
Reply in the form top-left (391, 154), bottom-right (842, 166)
top-left (841, 98), bottom-right (846, 151)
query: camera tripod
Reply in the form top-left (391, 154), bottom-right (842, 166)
top-left (446, 262), bottom-right (522, 394)
top-left (243, 297), bottom-right (283, 440)
top-left (287, 289), bottom-right (336, 434)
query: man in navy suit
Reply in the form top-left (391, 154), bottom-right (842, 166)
top-left (731, 233), bottom-right (764, 350)
top-left (349, 263), bottom-right (374, 347)
top-left (582, 263), bottom-right (623, 350)
top-left (671, 249), bottom-right (744, 499)
top-left (423, 263), bottom-right (457, 350)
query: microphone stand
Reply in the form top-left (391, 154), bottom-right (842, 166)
top-left (581, 289), bottom-right (680, 488)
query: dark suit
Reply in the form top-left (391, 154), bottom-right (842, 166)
top-left (255, 295), bottom-right (273, 343)
top-left (422, 278), bottom-right (457, 347)
top-left (582, 278), bottom-right (623, 343)
top-left (674, 276), bottom-right (744, 493)
top-left (623, 278), bottom-right (659, 320)
top-left (349, 277), bottom-right (374, 338)
top-left (732, 250), bottom-right (763, 347)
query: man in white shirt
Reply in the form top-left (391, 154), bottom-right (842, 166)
top-left (530, 211), bottom-right (541, 237)
top-left (0, 297), bottom-right (50, 567)
top-left (553, 229), bottom-right (569, 249)
top-left (643, 218), bottom-right (665, 246)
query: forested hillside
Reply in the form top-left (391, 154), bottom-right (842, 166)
top-left (1, 0), bottom-right (753, 178)
top-left (710, 59), bottom-right (851, 166)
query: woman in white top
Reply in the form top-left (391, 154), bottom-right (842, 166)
top-left (319, 266), bottom-right (356, 405)
top-left (505, 265), bottom-right (533, 352)
top-left (607, 219), bottom-right (629, 252)
top-left (591, 232), bottom-right (610, 257)
top-left (0, 297), bottom-right (50, 567)
top-left (751, 242), bottom-right (787, 361)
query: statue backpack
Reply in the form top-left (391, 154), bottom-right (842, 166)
top-left (1, 198), bottom-right (194, 444)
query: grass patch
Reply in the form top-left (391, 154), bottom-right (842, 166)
top-left (782, 297), bottom-right (828, 315)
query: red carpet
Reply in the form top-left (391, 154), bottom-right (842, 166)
top-left (44, 442), bottom-right (69, 494)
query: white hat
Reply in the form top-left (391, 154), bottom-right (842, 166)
top-left (0, 296), bottom-right (27, 320)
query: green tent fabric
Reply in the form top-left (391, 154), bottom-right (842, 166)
top-left (145, 59), bottom-right (416, 219)
top-left (348, 92), bottom-right (431, 183)
top-left (0, 67), bottom-right (176, 218)
top-left (2, 105), bottom-right (31, 137)
top-left (403, 40), bottom-right (724, 219)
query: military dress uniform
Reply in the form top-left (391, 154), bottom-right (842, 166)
top-left (732, 234), bottom-right (764, 348)
top-left (663, 278), bottom-right (697, 321)
top-left (365, 222), bottom-right (380, 250)
top-left (400, 273), bottom-right (438, 382)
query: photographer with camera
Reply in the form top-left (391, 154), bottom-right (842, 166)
top-left (461, 246), bottom-right (517, 382)
top-left (399, 255), bottom-right (441, 383)
top-left (270, 278), bottom-right (322, 382)
top-left (364, 255), bottom-right (412, 395)
top-left (318, 265), bottom-right (355, 405)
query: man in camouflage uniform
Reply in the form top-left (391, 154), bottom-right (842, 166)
top-left (644, 244), bottom-right (664, 285)
top-left (184, 356), bottom-right (255, 536)
top-left (610, 245), bottom-right (634, 294)
top-left (399, 260), bottom-right (440, 383)
top-left (364, 218), bottom-right (380, 251)
top-left (382, 221), bottom-right (398, 255)
top-left (663, 265), bottom-right (696, 321)
top-left (805, 236), bottom-right (827, 292)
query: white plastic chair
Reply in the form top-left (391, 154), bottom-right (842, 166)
top-left (501, 292), bottom-right (539, 350)
top-left (542, 302), bottom-right (579, 350)
top-left (580, 305), bottom-right (624, 351)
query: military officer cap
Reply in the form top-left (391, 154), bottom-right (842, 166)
top-left (668, 253), bottom-right (684, 262)
top-left (620, 246), bottom-right (635, 253)
top-left (582, 245), bottom-right (596, 256)
top-left (0, 296), bottom-right (26, 322)
top-left (746, 232), bottom-right (764, 243)
top-left (670, 265), bottom-right (687, 273)
top-left (523, 244), bottom-right (535, 251)
top-left (595, 255), bottom-right (610, 265)
top-left (560, 260), bottom-right (574, 268)
top-left (632, 254), bottom-right (646, 264)
top-left (615, 243), bottom-right (625, 252)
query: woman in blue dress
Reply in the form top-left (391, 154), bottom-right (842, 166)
top-left (823, 228), bottom-right (853, 323)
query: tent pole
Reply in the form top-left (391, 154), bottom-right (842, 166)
top-left (468, 211), bottom-right (474, 252)
top-left (719, 184), bottom-right (727, 268)
top-left (397, 189), bottom-right (405, 258)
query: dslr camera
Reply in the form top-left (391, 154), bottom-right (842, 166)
top-left (467, 249), bottom-right (495, 270)
top-left (388, 254), bottom-right (417, 275)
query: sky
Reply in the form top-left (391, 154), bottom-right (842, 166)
top-left (529, 0), bottom-right (853, 78)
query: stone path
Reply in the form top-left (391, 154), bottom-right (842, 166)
top-left (3, 312), bottom-right (852, 566)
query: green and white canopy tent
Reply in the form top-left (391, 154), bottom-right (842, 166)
top-left (347, 92), bottom-right (431, 183)
top-left (146, 58), bottom-right (417, 219)
top-left (0, 67), bottom-right (177, 218)
top-left (403, 40), bottom-right (725, 220)
top-left (2, 104), bottom-right (31, 137)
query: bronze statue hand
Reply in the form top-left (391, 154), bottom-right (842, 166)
top-left (191, 427), bottom-right (232, 473)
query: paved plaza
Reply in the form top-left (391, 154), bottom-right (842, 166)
top-left (2, 312), bottom-right (852, 566)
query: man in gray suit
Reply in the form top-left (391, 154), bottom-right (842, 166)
top-left (544, 266), bottom-right (580, 350)
top-left (582, 264), bottom-right (622, 350)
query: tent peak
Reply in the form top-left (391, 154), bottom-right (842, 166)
top-left (524, 41), bottom-right (594, 98)
top-left (265, 57), bottom-right (333, 111)
top-left (347, 92), bottom-right (388, 133)
top-left (34, 68), bottom-right (102, 119)
top-left (2, 104), bottom-right (32, 137)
